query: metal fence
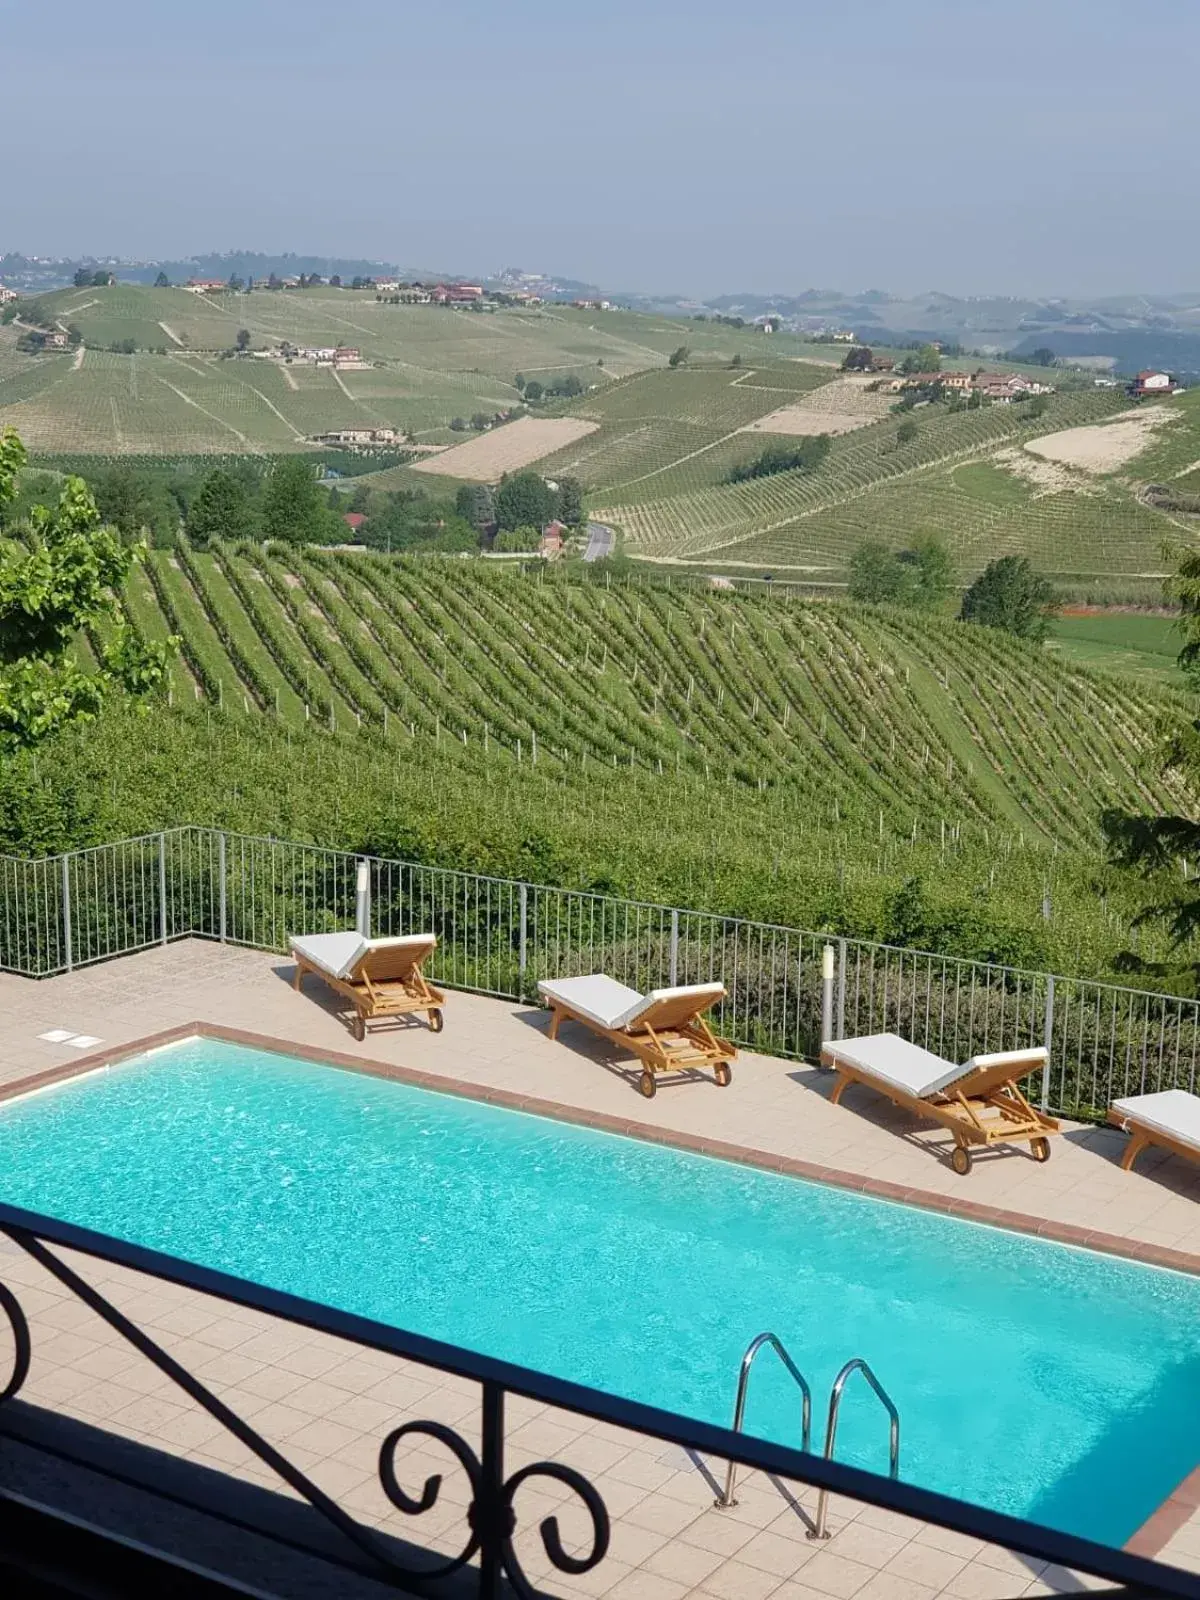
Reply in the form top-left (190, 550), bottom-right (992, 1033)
top-left (3, 825), bottom-right (1199, 1121)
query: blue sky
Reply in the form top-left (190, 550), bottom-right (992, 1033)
top-left (1, 0), bottom-right (1194, 298)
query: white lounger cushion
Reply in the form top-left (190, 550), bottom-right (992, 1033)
top-left (538, 976), bottom-right (726, 1032)
top-left (290, 931), bottom-right (436, 982)
top-left (290, 931), bottom-right (368, 981)
top-left (623, 982), bottom-right (727, 1029)
top-left (538, 975), bottom-right (645, 1031)
top-left (829, 1034), bottom-right (1047, 1099)
top-left (828, 1034), bottom-right (965, 1097)
top-left (1112, 1089), bottom-right (1200, 1155)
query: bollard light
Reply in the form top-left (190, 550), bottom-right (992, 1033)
top-left (822, 944), bottom-right (835, 983)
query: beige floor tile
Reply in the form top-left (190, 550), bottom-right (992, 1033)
top-left (789, 1549), bottom-right (875, 1599)
top-left (697, 1557), bottom-right (786, 1600)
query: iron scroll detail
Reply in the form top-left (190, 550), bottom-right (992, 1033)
top-left (0, 1279), bottom-right (32, 1403)
top-left (0, 1238), bottom-right (609, 1597)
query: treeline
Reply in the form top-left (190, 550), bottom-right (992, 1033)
top-left (3, 456), bottom-right (477, 555)
top-left (726, 435), bottom-right (831, 484)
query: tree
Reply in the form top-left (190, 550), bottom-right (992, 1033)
top-left (494, 524), bottom-right (542, 552)
top-left (73, 267), bottom-right (92, 288)
top-left (0, 428), bottom-right (173, 750)
top-left (959, 556), bottom-right (1056, 640)
top-left (470, 412), bottom-right (490, 431)
top-left (235, 328), bottom-right (251, 352)
top-left (667, 346), bottom-right (690, 368)
top-left (185, 469), bottom-right (254, 547)
top-left (495, 471), bottom-right (555, 532)
top-left (154, 271), bottom-right (170, 288)
top-left (896, 418), bottom-right (919, 445)
top-left (1026, 395), bottom-right (1048, 419)
top-left (514, 373), bottom-right (526, 392)
top-left (1103, 548), bottom-right (1200, 976)
top-left (455, 482), bottom-right (495, 532)
top-left (330, 274), bottom-right (342, 288)
top-left (91, 270), bottom-right (114, 287)
top-left (901, 537), bottom-right (952, 611)
top-left (449, 416), bottom-right (468, 431)
top-left (522, 380), bottom-right (543, 403)
top-left (92, 465), bottom-right (160, 540)
top-left (898, 343), bottom-right (941, 375)
top-left (259, 457), bottom-right (331, 545)
top-left (849, 542), bottom-right (907, 604)
top-left (841, 346), bottom-right (874, 372)
top-left (730, 353), bottom-right (742, 369)
top-left (556, 475), bottom-right (584, 526)
top-left (1029, 347), bottom-right (1056, 367)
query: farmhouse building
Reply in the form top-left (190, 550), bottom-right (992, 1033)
top-left (311, 426), bottom-right (402, 447)
top-left (0, 285), bottom-right (17, 304)
top-left (183, 279), bottom-right (226, 294)
top-left (1129, 369), bottom-right (1176, 397)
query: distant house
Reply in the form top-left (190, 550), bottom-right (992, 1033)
top-left (573, 298), bottom-right (612, 311)
top-left (311, 426), bottom-right (402, 448)
top-left (540, 519), bottom-right (568, 558)
top-left (870, 356), bottom-right (894, 372)
top-left (0, 285), bottom-right (17, 304)
top-left (332, 346), bottom-right (361, 365)
top-left (183, 279), bottom-right (226, 294)
top-left (41, 329), bottom-right (69, 350)
top-left (1129, 369), bottom-right (1177, 398)
top-left (940, 372), bottom-right (973, 393)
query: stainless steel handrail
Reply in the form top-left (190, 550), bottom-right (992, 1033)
top-left (810, 1358), bottom-right (900, 1539)
top-left (715, 1332), bottom-right (812, 1509)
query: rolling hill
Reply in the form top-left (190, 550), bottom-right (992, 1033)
top-left (29, 549), bottom-right (1185, 979)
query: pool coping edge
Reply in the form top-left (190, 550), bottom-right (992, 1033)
top-left (4, 1017), bottom-right (1197, 1561)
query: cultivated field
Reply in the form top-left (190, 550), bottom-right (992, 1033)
top-left (740, 373), bottom-right (894, 437)
top-left (77, 549), bottom-right (1197, 975)
top-left (7, 283), bottom-right (1200, 584)
top-left (1025, 407), bottom-right (1180, 473)
top-left (0, 286), bottom-right (820, 457)
top-left (410, 416), bottom-right (599, 480)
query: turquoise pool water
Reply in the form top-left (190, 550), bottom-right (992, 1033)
top-left (1, 1037), bottom-right (1197, 1545)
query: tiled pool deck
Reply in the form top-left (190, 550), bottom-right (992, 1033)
top-left (2, 938), bottom-right (1200, 1598)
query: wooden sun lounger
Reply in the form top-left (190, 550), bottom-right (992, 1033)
top-left (289, 931), bottom-right (445, 1041)
top-left (1108, 1090), bottom-right (1200, 1174)
top-left (537, 975), bottom-right (734, 1098)
top-left (820, 1032), bottom-right (1058, 1175)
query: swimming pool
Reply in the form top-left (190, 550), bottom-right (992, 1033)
top-left (0, 1035), bottom-right (1196, 1546)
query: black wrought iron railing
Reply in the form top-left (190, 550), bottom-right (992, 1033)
top-left (0, 1201), bottom-right (1194, 1598)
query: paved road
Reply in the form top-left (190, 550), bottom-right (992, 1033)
top-left (584, 521), bottom-right (615, 561)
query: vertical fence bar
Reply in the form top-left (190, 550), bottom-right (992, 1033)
top-left (835, 937), bottom-right (847, 1041)
top-left (218, 831), bottom-right (227, 943)
top-left (60, 853), bottom-right (73, 974)
top-left (1041, 975), bottom-right (1055, 1110)
top-left (518, 883), bottom-right (528, 991)
top-left (669, 909), bottom-right (679, 988)
top-left (158, 834), bottom-right (167, 946)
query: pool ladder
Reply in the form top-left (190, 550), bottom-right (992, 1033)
top-left (715, 1333), bottom-right (900, 1541)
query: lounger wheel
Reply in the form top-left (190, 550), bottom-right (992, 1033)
top-left (429, 1008), bottom-right (444, 1033)
top-left (351, 1014), bottom-right (366, 1042)
top-left (639, 1071), bottom-right (657, 1099)
top-left (715, 1062), bottom-right (732, 1087)
top-left (950, 1145), bottom-right (972, 1176)
top-left (1032, 1136), bottom-right (1051, 1163)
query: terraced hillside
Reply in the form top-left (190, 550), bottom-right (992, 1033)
top-left (0, 286), bottom-right (819, 454)
top-left (113, 549), bottom-right (1191, 859)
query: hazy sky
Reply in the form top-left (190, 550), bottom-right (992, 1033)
top-left (2, 0), bottom-right (1194, 298)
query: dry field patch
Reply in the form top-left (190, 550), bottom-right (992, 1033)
top-left (740, 374), bottom-right (893, 438)
top-left (411, 415), bottom-right (599, 481)
top-left (1025, 407), bottom-right (1178, 474)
